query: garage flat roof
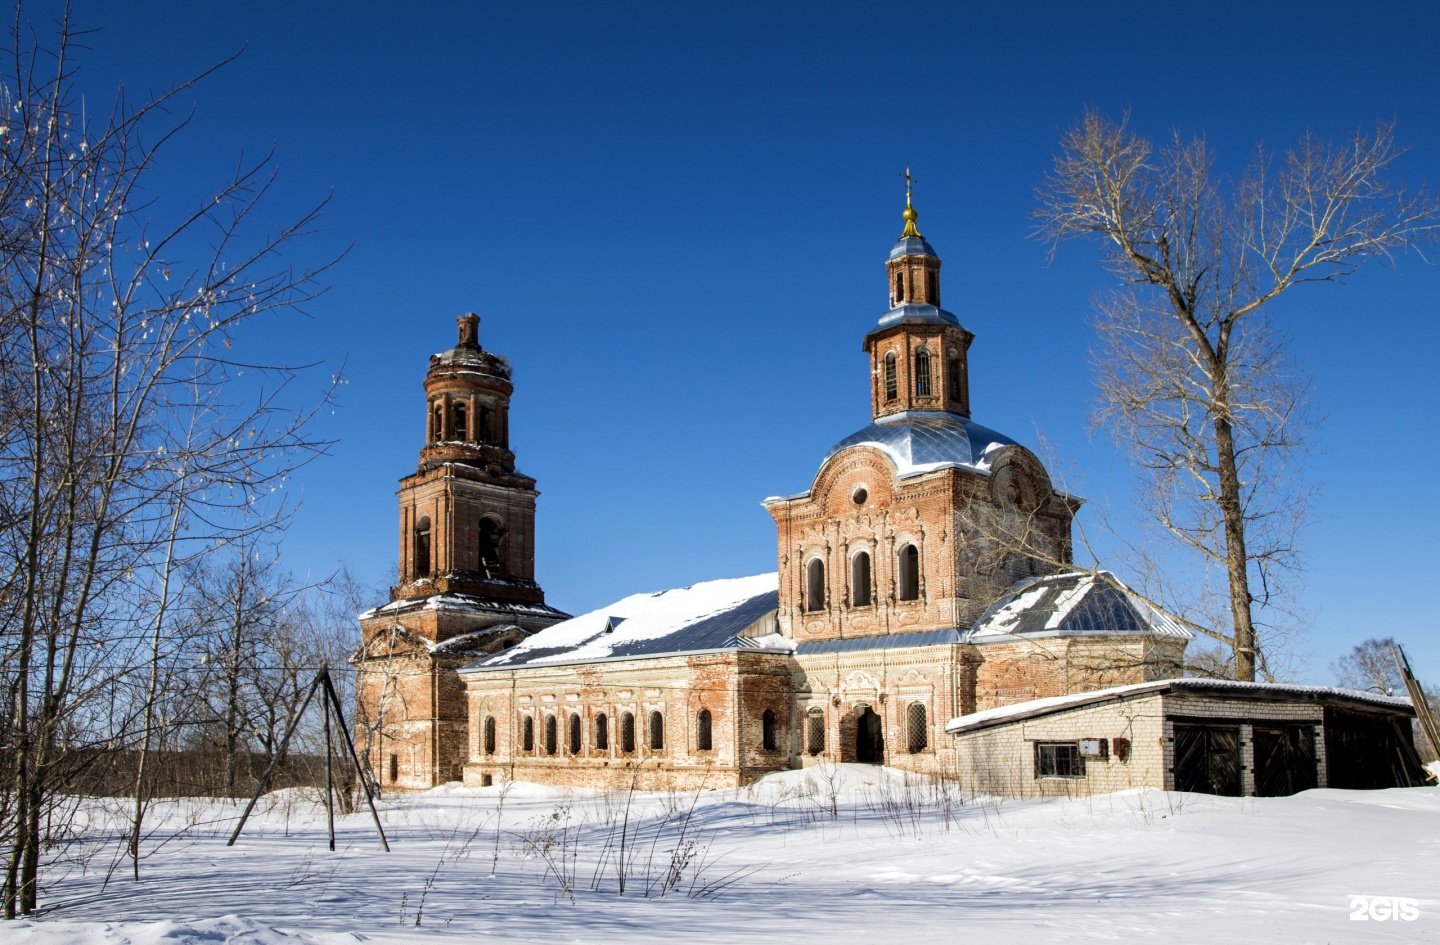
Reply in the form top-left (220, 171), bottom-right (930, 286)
top-left (946, 679), bottom-right (1414, 736)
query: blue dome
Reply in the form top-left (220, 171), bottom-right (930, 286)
top-left (889, 235), bottom-right (937, 259)
top-left (867, 303), bottom-right (962, 340)
top-left (823, 412), bottom-right (1018, 478)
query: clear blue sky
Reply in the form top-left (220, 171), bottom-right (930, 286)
top-left (50, 1), bottom-right (1440, 684)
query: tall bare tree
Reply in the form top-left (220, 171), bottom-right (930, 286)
top-left (0, 8), bottom-right (337, 915)
top-left (1036, 110), bottom-right (1439, 680)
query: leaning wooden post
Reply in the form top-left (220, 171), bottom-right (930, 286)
top-left (227, 669), bottom-right (325, 846)
top-left (323, 693), bottom-right (336, 851)
top-left (1392, 644), bottom-right (1440, 783)
top-left (320, 668), bottom-right (391, 852)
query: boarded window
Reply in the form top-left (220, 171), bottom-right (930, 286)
top-left (897, 544), bottom-right (919, 601)
top-left (696, 709), bottom-right (713, 751)
top-left (483, 716), bottom-right (496, 755)
top-left (568, 713), bottom-right (582, 755)
top-left (914, 348), bottom-right (932, 397)
top-left (521, 716), bottom-right (534, 753)
top-left (807, 709), bottom-right (825, 756)
top-left (851, 552), bottom-right (871, 607)
top-left (621, 712), bottom-right (635, 753)
top-left (927, 269), bottom-right (938, 305)
top-left (907, 703), bottom-right (928, 754)
top-left (544, 715), bottom-right (557, 756)
top-left (762, 709), bottom-right (779, 751)
top-left (595, 713), bottom-right (609, 751)
top-left (1036, 742), bottom-right (1084, 778)
top-left (947, 355), bottom-right (961, 401)
top-left (648, 711), bottom-right (665, 751)
top-left (883, 353), bottom-right (898, 401)
top-left (806, 558), bottom-right (826, 612)
top-left (414, 517), bottom-right (432, 578)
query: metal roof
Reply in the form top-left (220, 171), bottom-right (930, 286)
top-left (464, 586), bottom-right (780, 672)
top-left (867, 302), bottom-right (962, 336)
top-left (820, 411), bottom-right (1018, 479)
top-left (946, 678), bottom-right (1416, 736)
top-left (965, 571), bottom-right (1193, 643)
top-left (888, 235), bottom-right (937, 259)
top-left (796, 628), bottom-right (963, 656)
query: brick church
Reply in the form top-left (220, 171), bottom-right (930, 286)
top-left (355, 188), bottom-right (1192, 791)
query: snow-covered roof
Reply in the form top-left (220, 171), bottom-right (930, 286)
top-left (946, 678), bottom-right (1416, 735)
top-left (462, 574), bottom-right (782, 672)
top-left (965, 571), bottom-right (1193, 643)
top-left (359, 592), bottom-right (568, 622)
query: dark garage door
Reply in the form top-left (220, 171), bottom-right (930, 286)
top-left (1253, 725), bottom-right (1317, 797)
top-left (1324, 708), bottom-right (1426, 789)
top-left (1173, 725), bottom-right (1241, 796)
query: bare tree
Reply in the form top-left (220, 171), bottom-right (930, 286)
top-left (1035, 110), bottom-right (1439, 680)
top-left (0, 8), bottom-right (337, 915)
top-left (1333, 637), bottom-right (1405, 697)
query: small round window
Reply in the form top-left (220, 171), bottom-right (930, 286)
top-left (852, 487), bottom-right (868, 505)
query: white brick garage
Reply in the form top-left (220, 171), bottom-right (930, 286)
top-left (946, 679), bottom-right (1426, 799)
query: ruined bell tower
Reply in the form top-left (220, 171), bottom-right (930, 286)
top-left (354, 315), bottom-right (568, 790)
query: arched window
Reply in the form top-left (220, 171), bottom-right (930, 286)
top-left (914, 348), bottom-right (933, 397)
top-left (477, 517), bottom-right (505, 579)
top-left (805, 558), bottom-right (826, 612)
top-left (477, 405), bottom-right (491, 445)
top-left (883, 352), bottom-right (898, 401)
top-left (453, 402), bottom-right (468, 441)
top-left (850, 551), bottom-right (871, 607)
top-left (568, 713), bottom-right (582, 755)
top-left (544, 715), bottom-right (558, 756)
top-left (521, 716), bottom-right (534, 753)
top-left (927, 269), bottom-right (939, 305)
top-left (648, 711), bottom-right (665, 751)
top-left (595, 713), bottom-right (609, 750)
top-left (761, 709), bottom-right (779, 751)
top-left (621, 712), bottom-right (636, 753)
top-left (414, 517), bottom-right (432, 578)
top-left (807, 709), bottom-right (825, 756)
top-left (431, 403), bottom-right (443, 442)
top-left (908, 702), bottom-right (928, 754)
top-left (483, 716), bottom-right (496, 755)
top-left (947, 354), bottom-right (962, 401)
top-left (696, 709), bottom-right (713, 751)
top-left (897, 543), bottom-right (920, 601)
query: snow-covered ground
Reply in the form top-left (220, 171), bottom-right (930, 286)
top-left (3, 766), bottom-right (1437, 944)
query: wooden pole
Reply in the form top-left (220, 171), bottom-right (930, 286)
top-left (320, 669), bottom-right (391, 852)
top-left (323, 695), bottom-right (335, 852)
top-left (1392, 644), bottom-right (1440, 783)
top-left (226, 669), bottom-right (324, 847)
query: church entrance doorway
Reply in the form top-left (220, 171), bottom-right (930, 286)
top-left (855, 707), bottom-right (884, 764)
